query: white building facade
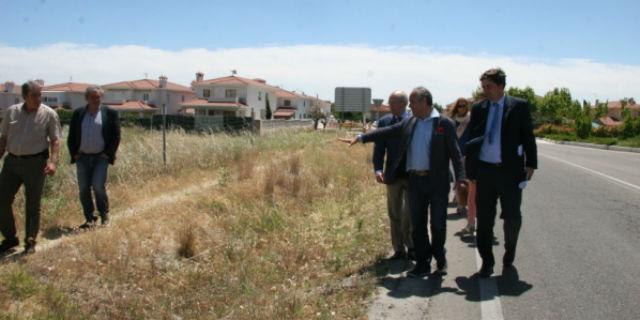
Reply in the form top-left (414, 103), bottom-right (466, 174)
top-left (102, 76), bottom-right (195, 115)
top-left (187, 73), bottom-right (278, 120)
top-left (42, 82), bottom-right (97, 109)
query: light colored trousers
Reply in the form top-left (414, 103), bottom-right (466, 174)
top-left (386, 177), bottom-right (413, 252)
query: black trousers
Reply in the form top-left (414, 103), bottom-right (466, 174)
top-left (408, 173), bottom-right (449, 266)
top-left (475, 161), bottom-right (523, 267)
top-left (0, 154), bottom-right (47, 246)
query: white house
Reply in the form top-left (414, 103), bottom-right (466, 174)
top-left (0, 81), bottom-right (23, 119)
top-left (102, 76), bottom-right (195, 115)
top-left (42, 82), bottom-right (97, 109)
top-left (275, 88), bottom-right (331, 120)
top-left (183, 73), bottom-right (278, 129)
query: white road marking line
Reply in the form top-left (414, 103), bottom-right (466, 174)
top-left (539, 153), bottom-right (640, 192)
top-left (475, 250), bottom-right (505, 320)
top-left (537, 139), bottom-right (640, 156)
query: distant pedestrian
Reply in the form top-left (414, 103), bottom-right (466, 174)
top-left (0, 80), bottom-right (61, 255)
top-left (67, 86), bottom-right (121, 228)
top-left (465, 68), bottom-right (537, 277)
top-left (373, 91), bottom-right (414, 260)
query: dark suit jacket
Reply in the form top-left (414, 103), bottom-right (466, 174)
top-left (372, 113), bottom-right (408, 184)
top-left (465, 96), bottom-right (537, 180)
top-left (67, 105), bottom-right (121, 165)
top-left (362, 115), bottom-right (465, 187)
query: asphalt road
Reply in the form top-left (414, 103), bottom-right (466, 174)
top-left (369, 140), bottom-right (640, 320)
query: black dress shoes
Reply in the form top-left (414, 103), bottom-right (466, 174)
top-left (407, 263), bottom-right (431, 278)
top-left (388, 250), bottom-right (407, 260)
top-left (435, 260), bottom-right (448, 275)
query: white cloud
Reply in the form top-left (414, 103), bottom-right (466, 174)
top-left (1, 42), bottom-right (639, 104)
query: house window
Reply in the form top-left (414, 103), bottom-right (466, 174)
top-left (225, 89), bottom-right (236, 98)
top-left (181, 95), bottom-right (185, 102)
top-left (203, 89), bottom-right (211, 98)
top-left (44, 97), bottom-right (58, 103)
top-left (208, 110), bottom-right (215, 116)
top-left (284, 100), bottom-right (291, 107)
top-left (224, 111), bottom-right (235, 118)
top-left (258, 91), bottom-right (262, 101)
top-left (142, 93), bottom-right (149, 101)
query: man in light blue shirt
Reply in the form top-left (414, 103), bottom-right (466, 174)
top-left (346, 86), bottom-right (465, 278)
top-left (68, 87), bottom-right (121, 229)
top-left (406, 108), bottom-right (439, 171)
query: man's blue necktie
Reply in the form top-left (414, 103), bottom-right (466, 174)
top-left (487, 102), bottom-right (500, 144)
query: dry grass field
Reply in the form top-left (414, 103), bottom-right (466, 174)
top-left (0, 127), bottom-right (390, 319)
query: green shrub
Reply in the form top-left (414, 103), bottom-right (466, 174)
top-left (56, 109), bottom-right (73, 126)
top-left (622, 114), bottom-right (635, 138)
top-left (574, 115), bottom-right (592, 139)
top-left (592, 125), bottom-right (621, 138)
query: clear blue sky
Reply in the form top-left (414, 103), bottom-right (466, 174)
top-left (1, 0), bottom-right (638, 65)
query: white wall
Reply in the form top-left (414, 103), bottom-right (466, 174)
top-left (68, 92), bottom-right (87, 109)
top-left (103, 89), bottom-right (130, 103)
top-left (41, 91), bottom-right (85, 109)
top-left (0, 93), bottom-right (22, 118)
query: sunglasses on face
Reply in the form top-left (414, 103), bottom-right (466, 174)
top-left (457, 105), bottom-right (467, 108)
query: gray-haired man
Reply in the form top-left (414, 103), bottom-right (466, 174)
top-left (67, 86), bottom-right (121, 228)
top-left (0, 81), bottom-right (61, 255)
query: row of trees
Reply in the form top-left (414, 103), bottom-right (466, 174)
top-left (487, 86), bottom-right (640, 139)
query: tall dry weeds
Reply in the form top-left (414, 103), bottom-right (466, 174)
top-left (0, 128), bottom-right (389, 319)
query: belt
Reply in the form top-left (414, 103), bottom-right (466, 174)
top-left (8, 150), bottom-right (48, 159)
top-left (408, 170), bottom-right (429, 176)
top-left (479, 160), bottom-right (502, 168)
top-left (79, 152), bottom-right (104, 156)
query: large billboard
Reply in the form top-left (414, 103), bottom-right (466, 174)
top-left (334, 87), bottom-right (371, 113)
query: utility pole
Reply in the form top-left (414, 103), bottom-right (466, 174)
top-left (162, 102), bottom-right (167, 166)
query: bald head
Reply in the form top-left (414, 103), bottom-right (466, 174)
top-left (388, 90), bottom-right (408, 116)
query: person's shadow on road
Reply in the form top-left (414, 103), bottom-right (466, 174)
top-left (365, 257), bottom-right (458, 299)
top-left (454, 266), bottom-right (533, 302)
top-left (379, 273), bottom-right (459, 299)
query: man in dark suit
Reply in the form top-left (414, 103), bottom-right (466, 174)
top-left (67, 86), bottom-right (121, 228)
top-left (465, 68), bottom-right (537, 277)
top-left (345, 87), bottom-right (465, 277)
top-left (373, 91), bottom-right (413, 260)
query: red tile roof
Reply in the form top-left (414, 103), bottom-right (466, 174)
top-left (43, 82), bottom-right (97, 92)
top-left (597, 116), bottom-right (623, 126)
top-left (594, 100), bottom-right (640, 110)
top-left (107, 100), bottom-right (157, 111)
top-left (276, 87), bottom-right (302, 99)
top-left (102, 79), bottom-right (193, 93)
top-left (195, 75), bottom-right (276, 90)
top-left (273, 108), bottom-right (297, 118)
